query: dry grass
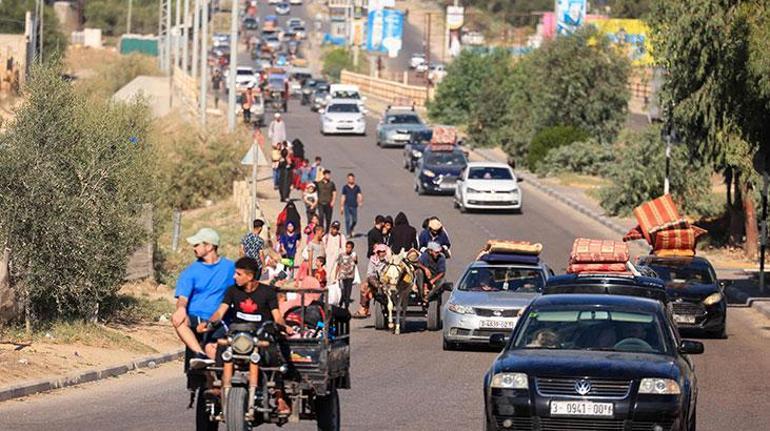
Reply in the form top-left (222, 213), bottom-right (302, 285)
top-left (64, 46), bottom-right (161, 101)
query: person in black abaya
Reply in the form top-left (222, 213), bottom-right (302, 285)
top-left (278, 147), bottom-right (294, 202)
top-left (291, 138), bottom-right (305, 161)
top-left (390, 212), bottom-right (418, 254)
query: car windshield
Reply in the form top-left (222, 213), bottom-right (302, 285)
top-left (468, 167), bottom-right (513, 180)
top-left (386, 114), bottom-right (420, 124)
top-left (410, 130), bottom-right (432, 142)
top-left (332, 91), bottom-right (360, 99)
top-left (268, 78), bottom-right (284, 88)
top-left (512, 308), bottom-right (669, 354)
top-left (237, 70), bottom-right (253, 75)
top-left (425, 152), bottom-right (466, 165)
top-left (644, 263), bottom-right (715, 284)
top-left (327, 104), bottom-right (360, 113)
top-left (459, 267), bottom-right (544, 293)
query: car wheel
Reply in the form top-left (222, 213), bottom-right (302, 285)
top-left (416, 183), bottom-right (425, 195)
top-left (373, 300), bottom-right (386, 330)
top-left (689, 407), bottom-right (697, 431)
top-left (376, 140), bottom-right (381, 147)
top-left (426, 297), bottom-right (441, 331)
top-left (459, 201), bottom-right (467, 213)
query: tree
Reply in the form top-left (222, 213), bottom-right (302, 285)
top-left (427, 50), bottom-right (492, 125)
top-left (501, 27), bottom-right (631, 162)
top-left (0, 66), bottom-right (158, 326)
top-left (321, 48), bottom-right (355, 81)
top-left (464, 49), bottom-right (517, 147)
top-left (84, 0), bottom-right (158, 36)
top-left (649, 0), bottom-right (770, 257)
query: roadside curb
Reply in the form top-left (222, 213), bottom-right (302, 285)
top-left (0, 348), bottom-right (184, 403)
top-left (726, 284), bottom-right (751, 305)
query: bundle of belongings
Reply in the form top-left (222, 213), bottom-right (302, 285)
top-left (622, 194), bottom-right (707, 257)
top-left (276, 279), bottom-right (351, 341)
top-left (567, 238), bottom-right (633, 274)
top-left (476, 240), bottom-right (543, 265)
top-left (431, 125), bottom-right (458, 146)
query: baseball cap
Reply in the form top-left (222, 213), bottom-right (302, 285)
top-left (331, 220), bottom-right (341, 228)
top-left (186, 228), bottom-right (221, 246)
top-left (426, 241), bottom-right (442, 252)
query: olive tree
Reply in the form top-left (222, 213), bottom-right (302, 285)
top-left (0, 66), bottom-right (158, 327)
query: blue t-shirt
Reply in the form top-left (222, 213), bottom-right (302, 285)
top-left (279, 232), bottom-right (300, 258)
top-left (175, 258), bottom-right (236, 319)
top-left (341, 184), bottom-right (362, 208)
top-left (419, 252), bottom-right (446, 275)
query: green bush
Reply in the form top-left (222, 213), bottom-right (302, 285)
top-left (599, 127), bottom-right (715, 217)
top-left (536, 139), bottom-right (614, 177)
top-left (322, 48), bottom-right (354, 81)
top-left (527, 126), bottom-right (589, 170)
top-left (0, 66), bottom-right (158, 322)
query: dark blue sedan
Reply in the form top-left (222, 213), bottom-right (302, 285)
top-left (483, 294), bottom-right (701, 431)
top-left (414, 146), bottom-right (467, 195)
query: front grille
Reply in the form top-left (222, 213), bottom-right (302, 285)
top-left (449, 328), bottom-right (470, 336)
top-left (475, 308), bottom-right (521, 318)
top-left (535, 377), bottom-right (631, 398)
top-left (630, 421), bottom-right (674, 431)
top-left (494, 416), bottom-right (533, 430)
top-left (475, 328), bottom-right (508, 338)
top-left (468, 200), bottom-right (517, 206)
top-left (540, 418), bottom-right (624, 431)
top-left (672, 301), bottom-right (706, 316)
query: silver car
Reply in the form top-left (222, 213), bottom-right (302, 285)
top-left (442, 261), bottom-right (552, 350)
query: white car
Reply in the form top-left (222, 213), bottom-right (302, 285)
top-left (454, 162), bottom-right (522, 213)
top-left (289, 0), bottom-right (302, 4)
top-left (287, 18), bottom-right (304, 28)
top-left (409, 53), bottom-right (426, 69)
top-left (428, 63), bottom-right (447, 82)
top-left (268, 0), bottom-right (281, 4)
top-left (275, 2), bottom-right (290, 15)
top-left (227, 66), bottom-right (258, 91)
top-left (327, 84), bottom-right (367, 114)
top-left (320, 100), bottom-right (367, 136)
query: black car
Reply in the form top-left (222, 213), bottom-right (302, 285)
top-left (301, 79), bottom-right (319, 105)
top-left (545, 273), bottom-right (669, 303)
top-left (414, 146), bottom-right (467, 195)
top-left (483, 294), bottom-right (702, 431)
top-left (402, 129), bottom-right (433, 172)
top-left (637, 255), bottom-right (727, 338)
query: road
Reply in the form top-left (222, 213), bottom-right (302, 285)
top-left (1, 4), bottom-right (770, 431)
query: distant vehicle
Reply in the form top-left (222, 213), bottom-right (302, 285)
top-left (312, 89), bottom-right (330, 112)
top-left (268, 0), bottom-right (281, 4)
top-left (289, 0), bottom-right (303, 4)
top-left (242, 17), bottom-right (259, 31)
top-left (409, 53), bottom-right (426, 69)
top-left (287, 18), bottom-right (304, 29)
top-left (454, 162), bottom-right (523, 213)
top-left (403, 129), bottom-right (433, 171)
top-left (289, 68), bottom-right (312, 96)
top-left (376, 108), bottom-right (430, 148)
top-left (263, 35), bottom-right (281, 51)
top-left (428, 63), bottom-right (447, 82)
top-left (328, 84), bottom-right (366, 112)
top-left (293, 26), bottom-right (307, 39)
top-left (275, 2), bottom-right (290, 15)
top-left (637, 255), bottom-right (727, 338)
top-left (414, 145), bottom-right (468, 195)
top-left (461, 31), bottom-right (485, 46)
top-left (483, 293), bottom-right (701, 431)
top-left (442, 258), bottom-right (553, 350)
top-left (229, 66), bottom-right (258, 91)
top-left (320, 100), bottom-right (366, 136)
top-left (544, 273), bottom-right (669, 304)
top-left (212, 32), bottom-right (230, 47)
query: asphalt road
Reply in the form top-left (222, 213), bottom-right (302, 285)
top-left (2, 5), bottom-right (770, 431)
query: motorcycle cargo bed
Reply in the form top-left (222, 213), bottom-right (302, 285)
top-left (287, 338), bottom-right (350, 392)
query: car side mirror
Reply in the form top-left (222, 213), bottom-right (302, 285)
top-left (679, 340), bottom-right (704, 355)
top-left (718, 280), bottom-right (732, 289)
top-left (489, 333), bottom-right (509, 348)
top-left (442, 282), bottom-right (454, 292)
top-left (516, 177), bottom-right (524, 183)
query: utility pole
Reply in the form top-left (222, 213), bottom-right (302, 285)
top-left (175, 0), bottom-right (182, 69)
top-left (127, 0), bottom-right (133, 34)
top-left (199, 0), bottom-right (208, 126)
top-left (39, 0), bottom-right (44, 63)
top-left (227, 0), bottom-right (238, 131)
top-left (425, 12), bottom-right (431, 101)
top-left (165, 0), bottom-right (172, 74)
top-left (182, 0), bottom-right (190, 72)
top-left (192, 0), bottom-right (200, 79)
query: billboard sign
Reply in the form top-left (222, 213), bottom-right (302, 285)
top-left (366, 8), bottom-right (404, 58)
top-left (555, 0), bottom-right (587, 35)
top-left (591, 19), bottom-right (653, 66)
top-left (446, 6), bottom-right (465, 58)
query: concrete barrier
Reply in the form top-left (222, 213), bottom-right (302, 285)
top-left (340, 70), bottom-right (434, 107)
top-left (172, 66), bottom-right (199, 116)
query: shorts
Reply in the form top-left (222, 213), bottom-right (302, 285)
top-left (189, 315), bottom-right (228, 344)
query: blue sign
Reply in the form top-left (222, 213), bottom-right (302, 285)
top-left (556, 0), bottom-right (587, 35)
top-left (366, 9), bottom-right (404, 57)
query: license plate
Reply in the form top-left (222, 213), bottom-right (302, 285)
top-left (480, 320), bottom-right (516, 329)
top-left (674, 314), bottom-right (696, 324)
top-left (550, 401), bottom-right (613, 417)
top-left (394, 134), bottom-right (410, 140)
top-left (439, 182), bottom-right (455, 189)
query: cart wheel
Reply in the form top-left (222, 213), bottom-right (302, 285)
top-left (225, 387), bottom-right (248, 431)
top-left (316, 387), bottom-right (340, 431)
top-left (196, 387), bottom-right (219, 431)
top-left (426, 296), bottom-right (441, 331)
top-left (373, 300), bottom-right (386, 330)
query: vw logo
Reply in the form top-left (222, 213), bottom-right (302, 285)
top-left (493, 310), bottom-right (502, 317)
top-left (574, 379), bottom-right (592, 396)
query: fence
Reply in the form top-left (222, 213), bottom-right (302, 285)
top-left (340, 70), bottom-right (435, 107)
top-left (173, 66), bottom-right (199, 116)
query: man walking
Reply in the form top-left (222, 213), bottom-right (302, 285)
top-left (171, 228), bottom-right (236, 363)
top-left (339, 173), bottom-right (363, 237)
top-left (268, 113), bottom-right (287, 146)
top-left (240, 219), bottom-right (266, 276)
top-left (316, 169), bottom-right (337, 231)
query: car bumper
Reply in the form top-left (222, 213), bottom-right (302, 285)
top-left (442, 310), bottom-right (520, 344)
top-left (463, 194), bottom-right (521, 210)
top-left (419, 177), bottom-right (458, 194)
top-left (322, 122), bottom-right (366, 134)
top-left (380, 134), bottom-right (412, 147)
top-left (488, 388), bottom-right (685, 431)
top-left (671, 299), bottom-right (726, 332)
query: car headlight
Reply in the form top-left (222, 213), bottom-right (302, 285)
top-left (411, 150), bottom-right (423, 158)
top-left (702, 292), bottom-right (723, 305)
top-left (491, 372), bottom-right (528, 389)
top-left (639, 378), bottom-right (681, 395)
top-left (423, 169), bottom-right (436, 178)
top-left (447, 302), bottom-right (475, 314)
top-left (466, 187), bottom-right (482, 194)
top-left (231, 333), bottom-right (255, 355)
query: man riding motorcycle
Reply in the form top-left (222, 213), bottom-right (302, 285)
top-left (418, 217), bottom-right (451, 258)
top-left (195, 257), bottom-right (293, 417)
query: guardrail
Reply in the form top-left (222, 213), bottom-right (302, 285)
top-left (340, 70), bottom-right (435, 107)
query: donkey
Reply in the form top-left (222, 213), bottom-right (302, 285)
top-left (378, 251), bottom-right (417, 335)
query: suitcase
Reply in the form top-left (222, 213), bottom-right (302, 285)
top-left (570, 238), bottom-right (630, 264)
